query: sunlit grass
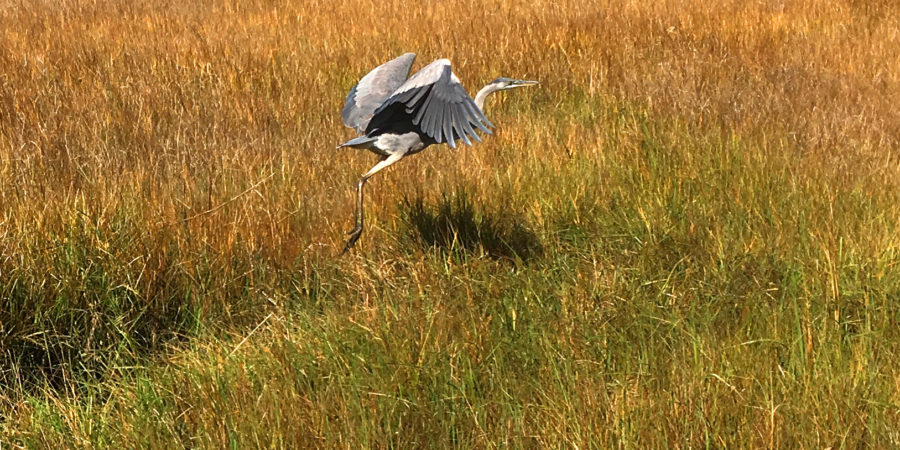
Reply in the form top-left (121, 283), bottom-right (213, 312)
top-left (1, 0), bottom-right (899, 447)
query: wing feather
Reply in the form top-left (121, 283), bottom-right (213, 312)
top-left (456, 104), bottom-right (481, 144)
top-left (451, 104), bottom-right (472, 146)
top-left (341, 53), bottom-right (416, 133)
top-left (412, 86), bottom-right (433, 125)
top-left (408, 86), bottom-right (429, 108)
top-left (463, 101), bottom-right (493, 134)
top-left (418, 89), bottom-right (436, 133)
top-left (442, 102), bottom-right (454, 146)
top-left (435, 99), bottom-right (447, 144)
top-left (366, 59), bottom-right (493, 147)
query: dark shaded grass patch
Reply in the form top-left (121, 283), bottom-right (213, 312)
top-left (399, 189), bottom-right (543, 261)
top-left (0, 210), bottom-right (298, 397)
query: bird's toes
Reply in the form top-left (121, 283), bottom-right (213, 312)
top-left (341, 227), bottom-right (363, 255)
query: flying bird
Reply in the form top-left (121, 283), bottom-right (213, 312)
top-left (338, 52), bottom-right (537, 253)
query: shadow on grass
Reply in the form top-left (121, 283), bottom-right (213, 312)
top-left (399, 191), bottom-right (542, 261)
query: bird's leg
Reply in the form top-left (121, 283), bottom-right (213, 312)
top-left (342, 151), bottom-right (407, 254)
top-left (342, 176), bottom-right (367, 254)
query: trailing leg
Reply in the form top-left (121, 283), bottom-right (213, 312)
top-left (342, 176), bottom-right (367, 254)
top-left (341, 151), bottom-right (407, 254)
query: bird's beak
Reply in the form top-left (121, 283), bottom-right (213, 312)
top-left (505, 79), bottom-right (539, 90)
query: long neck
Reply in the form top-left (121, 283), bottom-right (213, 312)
top-left (474, 83), bottom-right (503, 111)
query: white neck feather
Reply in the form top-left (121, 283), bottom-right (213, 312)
top-left (474, 83), bottom-right (503, 111)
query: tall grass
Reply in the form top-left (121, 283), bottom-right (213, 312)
top-left (1, 0), bottom-right (899, 446)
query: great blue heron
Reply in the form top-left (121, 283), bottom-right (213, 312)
top-left (338, 52), bottom-right (537, 253)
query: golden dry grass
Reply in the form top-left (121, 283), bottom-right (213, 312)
top-left (1, 0), bottom-right (899, 447)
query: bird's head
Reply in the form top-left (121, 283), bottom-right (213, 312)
top-left (474, 77), bottom-right (539, 111)
top-left (490, 77), bottom-right (540, 90)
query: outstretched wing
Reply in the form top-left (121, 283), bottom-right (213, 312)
top-left (341, 53), bottom-right (417, 133)
top-left (366, 59), bottom-right (493, 148)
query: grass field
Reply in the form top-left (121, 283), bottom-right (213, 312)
top-left (1, 0), bottom-right (899, 447)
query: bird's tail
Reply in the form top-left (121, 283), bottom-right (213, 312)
top-left (336, 136), bottom-right (377, 149)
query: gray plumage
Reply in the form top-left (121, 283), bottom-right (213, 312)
top-left (343, 56), bottom-right (494, 149)
top-left (366, 58), bottom-right (494, 148)
top-left (337, 53), bottom-right (538, 254)
top-left (341, 53), bottom-right (416, 134)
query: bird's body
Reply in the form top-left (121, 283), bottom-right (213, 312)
top-left (338, 53), bottom-right (537, 253)
top-left (339, 131), bottom-right (429, 158)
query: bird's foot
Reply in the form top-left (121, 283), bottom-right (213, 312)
top-left (341, 225), bottom-right (363, 255)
